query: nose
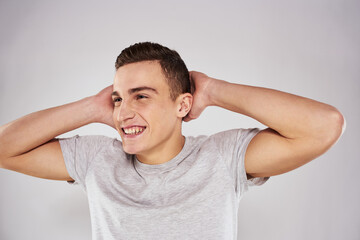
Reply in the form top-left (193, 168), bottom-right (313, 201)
top-left (116, 100), bottom-right (135, 122)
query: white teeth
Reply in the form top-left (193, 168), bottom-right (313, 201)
top-left (123, 127), bottom-right (145, 135)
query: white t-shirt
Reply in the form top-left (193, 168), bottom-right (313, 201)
top-left (59, 128), bottom-right (269, 240)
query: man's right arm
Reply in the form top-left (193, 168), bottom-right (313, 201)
top-left (0, 85), bottom-right (114, 181)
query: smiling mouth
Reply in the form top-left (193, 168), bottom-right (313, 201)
top-left (122, 126), bottom-right (146, 136)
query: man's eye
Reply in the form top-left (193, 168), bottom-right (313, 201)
top-left (113, 97), bottom-right (122, 103)
top-left (136, 95), bottom-right (147, 100)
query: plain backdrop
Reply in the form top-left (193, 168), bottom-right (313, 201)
top-left (0, 1), bottom-right (359, 239)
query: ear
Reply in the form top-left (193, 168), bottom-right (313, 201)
top-left (176, 93), bottom-right (193, 118)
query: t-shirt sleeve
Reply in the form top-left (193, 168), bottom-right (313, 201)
top-left (210, 128), bottom-right (270, 199)
top-left (58, 135), bottom-right (112, 190)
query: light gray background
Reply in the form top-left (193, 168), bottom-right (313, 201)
top-left (0, 0), bottom-right (359, 239)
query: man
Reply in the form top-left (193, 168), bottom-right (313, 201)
top-left (0, 42), bottom-right (345, 239)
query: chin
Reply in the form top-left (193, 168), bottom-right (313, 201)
top-left (122, 147), bottom-right (137, 155)
top-left (122, 145), bottom-right (142, 155)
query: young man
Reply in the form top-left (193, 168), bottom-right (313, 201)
top-left (0, 42), bottom-right (345, 239)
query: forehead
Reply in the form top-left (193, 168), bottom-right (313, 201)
top-left (113, 61), bottom-right (168, 94)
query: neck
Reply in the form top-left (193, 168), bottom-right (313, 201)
top-left (136, 133), bottom-right (185, 165)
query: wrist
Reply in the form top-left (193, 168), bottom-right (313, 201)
top-left (81, 96), bottom-right (102, 124)
top-left (206, 77), bottom-right (224, 107)
top-left (88, 93), bottom-right (115, 127)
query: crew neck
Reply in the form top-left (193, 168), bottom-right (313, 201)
top-left (133, 136), bottom-right (191, 174)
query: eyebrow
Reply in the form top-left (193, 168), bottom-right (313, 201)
top-left (111, 86), bottom-right (158, 97)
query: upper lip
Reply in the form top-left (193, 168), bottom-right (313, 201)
top-left (121, 125), bottom-right (147, 129)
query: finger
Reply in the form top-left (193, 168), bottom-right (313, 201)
top-left (184, 116), bottom-right (194, 122)
top-left (183, 112), bottom-right (194, 122)
top-left (190, 78), bottom-right (195, 95)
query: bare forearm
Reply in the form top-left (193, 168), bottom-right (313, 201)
top-left (208, 79), bottom-right (344, 140)
top-left (0, 97), bottom-right (97, 159)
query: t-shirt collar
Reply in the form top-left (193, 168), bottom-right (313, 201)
top-left (133, 136), bottom-right (191, 174)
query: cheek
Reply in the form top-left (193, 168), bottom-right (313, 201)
top-left (155, 102), bottom-right (176, 117)
top-left (112, 109), bottom-right (118, 121)
top-left (137, 101), bottom-right (178, 126)
top-left (152, 105), bottom-right (178, 128)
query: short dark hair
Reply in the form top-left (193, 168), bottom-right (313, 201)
top-left (115, 42), bottom-right (190, 101)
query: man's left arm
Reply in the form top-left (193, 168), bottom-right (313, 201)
top-left (185, 71), bottom-right (345, 178)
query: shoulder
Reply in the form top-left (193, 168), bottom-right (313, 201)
top-left (186, 128), bottom-right (260, 147)
top-left (58, 135), bottom-right (123, 153)
top-left (185, 128), bottom-right (259, 155)
top-left (58, 134), bottom-right (117, 144)
top-left (207, 128), bottom-right (260, 144)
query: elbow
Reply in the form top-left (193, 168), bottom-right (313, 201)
top-left (322, 109), bottom-right (346, 147)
